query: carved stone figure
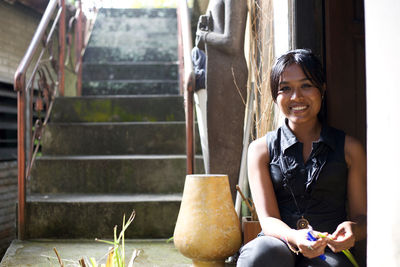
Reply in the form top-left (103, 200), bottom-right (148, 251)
top-left (196, 0), bottom-right (248, 201)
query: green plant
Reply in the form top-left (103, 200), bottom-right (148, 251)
top-left (94, 210), bottom-right (139, 267)
top-left (53, 210), bottom-right (140, 267)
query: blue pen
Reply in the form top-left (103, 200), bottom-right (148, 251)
top-left (307, 230), bottom-right (327, 261)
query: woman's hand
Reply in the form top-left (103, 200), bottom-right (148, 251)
top-left (327, 221), bottom-right (356, 252)
top-left (291, 229), bottom-right (328, 259)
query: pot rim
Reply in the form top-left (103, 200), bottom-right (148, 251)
top-left (186, 174), bottom-right (228, 178)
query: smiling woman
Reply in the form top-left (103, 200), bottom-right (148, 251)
top-left (270, 49), bottom-right (326, 125)
top-left (276, 64), bottom-right (323, 133)
top-left (237, 49), bottom-right (367, 267)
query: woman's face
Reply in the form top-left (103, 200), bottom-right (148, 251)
top-left (276, 64), bottom-right (322, 127)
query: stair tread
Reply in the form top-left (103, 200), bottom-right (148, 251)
top-left (36, 154), bottom-right (198, 160)
top-left (46, 121), bottom-right (185, 126)
top-left (83, 61), bottom-right (178, 65)
top-left (85, 79), bottom-right (178, 83)
top-left (60, 94), bottom-right (182, 98)
top-left (27, 193), bottom-right (182, 203)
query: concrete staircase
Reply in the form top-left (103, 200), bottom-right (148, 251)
top-left (25, 8), bottom-right (202, 240)
top-left (82, 8), bottom-right (179, 95)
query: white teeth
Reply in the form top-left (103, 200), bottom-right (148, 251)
top-left (291, 106), bottom-right (307, 111)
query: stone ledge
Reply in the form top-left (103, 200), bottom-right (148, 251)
top-left (1, 239), bottom-right (192, 266)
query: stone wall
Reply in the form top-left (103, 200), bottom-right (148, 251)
top-left (0, 1), bottom-right (42, 84)
top-left (0, 1), bottom-right (79, 96)
top-left (0, 161), bottom-right (17, 259)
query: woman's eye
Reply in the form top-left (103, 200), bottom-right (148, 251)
top-left (279, 86), bottom-right (290, 92)
top-left (301, 83), bottom-right (313, 88)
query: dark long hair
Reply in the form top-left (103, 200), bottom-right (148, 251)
top-left (270, 49), bottom-right (326, 123)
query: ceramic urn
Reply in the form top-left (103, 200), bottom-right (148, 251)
top-left (174, 174), bottom-right (242, 267)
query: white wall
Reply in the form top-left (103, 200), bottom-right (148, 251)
top-left (272, 0), bottom-right (290, 127)
top-left (365, 1), bottom-right (400, 266)
top-left (272, 0), bottom-right (289, 57)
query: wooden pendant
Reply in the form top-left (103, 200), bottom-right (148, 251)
top-left (296, 217), bottom-right (310, 230)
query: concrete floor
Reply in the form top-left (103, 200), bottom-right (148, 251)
top-left (0, 239), bottom-right (193, 267)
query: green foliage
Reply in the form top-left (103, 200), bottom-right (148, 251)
top-left (94, 210), bottom-right (139, 267)
top-left (53, 210), bottom-right (139, 267)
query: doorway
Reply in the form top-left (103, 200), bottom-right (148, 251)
top-left (294, 0), bottom-right (366, 147)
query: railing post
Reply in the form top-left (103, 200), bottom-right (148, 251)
top-left (185, 78), bottom-right (195, 174)
top-left (16, 77), bottom-right (26, 240)
top-left (58, 0), bottom-right (66, 96)
top-left (177, 0), bottom-right (196, 174)
top-left (177, 7), bottom-right (184, 95)
top-left (76, 0), bottom-right (83, 96)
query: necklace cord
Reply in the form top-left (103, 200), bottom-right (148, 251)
top-left (279, 144), bottom-right (330, 227)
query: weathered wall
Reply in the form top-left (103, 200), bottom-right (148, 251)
top-left (0, 1), bottom-right (78, 96)
top-left (0, 1), bottom-right (42, 84)
top-left (0, 161), bottom-right (17, 259)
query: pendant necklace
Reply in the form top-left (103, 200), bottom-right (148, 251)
top-left (283, 159), bottom-right (327, 230)
top-left (279, 155), bottom-right (312, 230)
top-left (279, 136), bottom-right (329, 230)
top-left (284, 180), bottom-right (310, 230)
top-left (296, 216), bottom-right (309, 230)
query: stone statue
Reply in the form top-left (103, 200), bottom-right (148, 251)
top-left (196, 0), bottom-right (248, 201)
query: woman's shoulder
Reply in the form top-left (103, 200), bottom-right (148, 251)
top-left (248, 135), bottom-right (270, 162)
top-left (324, 124), bottom-right (364, 153)
top-left (249, 135), bottom-right (268, 153)
top-left (344, 135), bottom-right (366, 167)
top-left (324, 124), bottom-right (346, 138)
top-left (248, 127), bottom-right (283, 161)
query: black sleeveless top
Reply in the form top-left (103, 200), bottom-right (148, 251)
top-left (266, 120), bottom-right (348, 233)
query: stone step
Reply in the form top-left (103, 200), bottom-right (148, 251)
top-left (41, 122), bottom-right (190, 155)
top-left (50, 95), bottom-right (185, 123)
top-left (83, 46), bottom-right (178, 63)
top-left (97, 8), bottom-right (178, 19)
top-left (82, 62), bottom-right (178, 81)
top-left (91, 9), bottom-right (177, 41)
top-left (91, 20), bottom-right (177, 39)
top-left (84, 8), bottom-right (177, 63)
top-left (30, 155), bottom-right (204, 194)
top-left (25, 194), bottom-right (181, 239)
top-left (82, 80), bottom-right (179, 95)
top-left (1, 239), bottom-right (192, 266)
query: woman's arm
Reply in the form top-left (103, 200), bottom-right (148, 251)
top-left (248, 137), bottom-right (327, 258)
top-left (327, 135), bottom-right (367, 252)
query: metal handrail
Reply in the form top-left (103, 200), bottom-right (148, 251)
top-left (177, 0), bottom-right (196, 174)
top-left (65, 0), bottom-right (85, 95)
top-left (13, 0), bottom-right (86, 239)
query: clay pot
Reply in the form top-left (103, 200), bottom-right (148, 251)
top-left (174, 174), bottom-right (242, 267)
